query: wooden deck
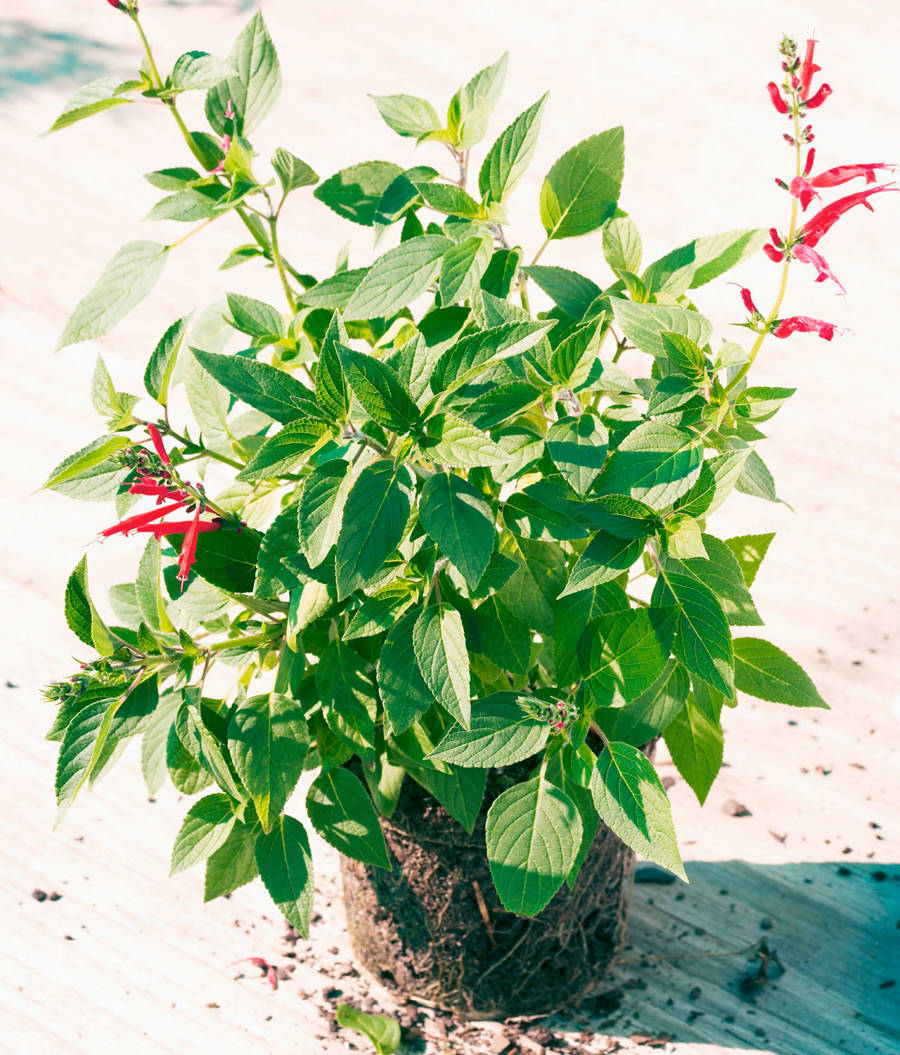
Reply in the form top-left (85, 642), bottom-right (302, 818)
top-left (1, 1), bottom-right (898, 1052)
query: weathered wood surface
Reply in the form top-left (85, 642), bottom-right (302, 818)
top-left (1, 0), bottom-right (898, 1052)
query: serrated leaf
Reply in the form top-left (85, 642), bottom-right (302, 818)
top-left (170, 51), bottom-right (233, 92)
top-left (486, 776), bottom-right (582, 916)
top-left (598, 660), bottom-right (689, 745)
top-left (343, 235), bottom-right (451, 321)
top-left (192, 350), bottom-right (323, 424)
top-left (653, 570), bottom-right (734, 695)
top-left (370, 93), bottom-right (441, 138)
top-left (665, 535), bottom-right (762, 626)
top-left (479, 93), bottom-right (548, 203)
top-left (237, 419), bottom-right (330, 481)
top-left (335, 462), bottom-right (411, 598)
top-left (661, 332), bottom-right (706, 381)
top-left (314, 161), bottom-right (403, 226)
top-left (204, 821), bottom-right (259, 901)
top-left (539, 127), bottom-right (624, 240)
top-left (498, 536), bottom-right (567, 634)
top-left (602, 215), bottom-right (643, 274)
top-left (144, 315), bottom-right (188, 405)
top-left (449, 52), bottom-right (508, 150)
top-left (206, 12), bottom-right (281, 135)
top-left (136, 536), bottom-right (173, 632)
top-left (431, 321), bottom-right (554, 393)
top-left (591, 742), bottom-right (686, 879)
top-left (663, 695), bottom-right (723, 804)
top-left (549, 316), bottom-right (606, 388)
top-left (413, 604), bottom-right (470, 728)
top-left (255, 815), bottom-right (314, 936)
top-left (315, 313), bottom-right (351, 424)
top-left (166, 524), bottom-right (261, 594)
top-left (724, 532), bottom-right (775, 587)
top-left (553, 581), bottom-right (630, 684)
top-left (307, 769), bottom-right (390, 868)
top-left (611, 299), bottom-right (712, 361)
top-left (419, 472), bottom-right (494, 590)
top-left (47, 76), bottom-right (133, 133)
top-left (228, 693), bottom-right (309, 832)
top-left (561, 531), bottom-right (644, 596)
top-left (585, 606), bottom-right (678, 706)
top-left (63, 555), bottom-right (95, 647)
top-left (140, 691), bottom-right (181, 797)
top-left (226, 293), bottom-right (283, 340)
top-left (474, 594), bottom-right (532, 674)
top-left (417, 413), bottom-right (506, 469)
top-left (272, 147), bottom-right (318, 194)
top-left (415, 181), bottom-right (482, 218)
top-left (170, 794), bottom-right (237, 875)
top-left (689, 228), bottom-right (767, 288)
top-left (377, 609), bottom-right (436, 735)
top-left (58, 241), bottom-right (168, 349)
top-left (299, 459), bottom-right (352, 568)
top-left (431, 695), bottom-right (547, 767)
top-left (341, 348), bottom-right (420, 432)
top-left (733, 638), bottom-right (828, 708)
top-left (546, 414), bottom-right (608, 495)
top-left (440, 235), bottom-right (493, 305)
top-left (524, 265), bottom-right (601, 319)
top-left (298, 268), bottom-right (368, 311)
top-left (598, 422), bottom-right (703, 511)
top-left (735, 450), bottom-right (781, 503)
top-left (316, 641), bottom-right (378, 761)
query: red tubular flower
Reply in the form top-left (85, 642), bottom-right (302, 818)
top-left (128, 481), bottom-right (189, 502)
top-left (176, 506), bottom-right (204, 587)
top-left (792, 244), bottom-right (846, 291)
top-left (146, 424), bottom-right (171, 464)
top-left (142, 519), bottom-right (221, 539)
top-left (106, 0), bottom-right (127, 8)
top-left (766, 82), bottom-right (790, 114)
top-left (772, 315), bottom-right (836, 340)
top-left (799, 39), bottom-right (821, 101)
top-left (763, 243), bottom-right (785, 262)
top-left (99, 501), bottom-right (186, 539)
top-left (739, 287), bottom-right (759, 314)
top-left (803, 148), bottom-right (816, 176)
top-left (789, 176), bottom-right (820, 210)
top-left (804, 83), bottom-right (832, 109)
top-left (810, 162), bottom-right (895, 189)
top-left (800, 185), bottom-right (898, 247)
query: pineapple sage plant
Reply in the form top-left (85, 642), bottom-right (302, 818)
top-left (45, 5), bottom-right (891, 1013)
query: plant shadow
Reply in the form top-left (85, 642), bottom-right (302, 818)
top-left (545, 859), bottom-right (900, 1055)
top-left (0, 21), bottom-right (116, 99)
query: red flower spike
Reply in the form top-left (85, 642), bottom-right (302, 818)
top-left (767, 82), bottom-right (790, 115)
top-left (99, 501), bottom-right (185, 539)
top-left (810, 162), bottom-right (895, 190)
top-left (799, 39), bottom-right (821, 101)
top-left (146, 424), bottom-right (171, 464)
top-left (772, 315), bottom-right (836, 340)
top-left (792, 244), bottom-right (846, 292)
top-left (763, 243), bottom-right (785, 263)
top-left (800, 185), bottom-right (898, 247)
top-left (739, 287), bottom-right (759, 315)
top-left (804, 84), bottom-right (832, 110)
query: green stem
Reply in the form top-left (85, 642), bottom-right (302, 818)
top-left (207, 630), bottom-right (282, 653)
top-left (268, 213), bottom-right (297, 313)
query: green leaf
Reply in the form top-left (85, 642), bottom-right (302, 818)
top-left (255, 815), bottom-right (314, 936)
top-left (524, 265), bottom-right (602, 319)
top-left (170, 794), bottom-right (237, 875)
top-left (204, 821), bottom-right (259, 901)
top-left (689, 228), bottom-right (767, 288)
top-left (140, 691), bottom-right (181, 796)
top-left (665, 535), bottom-right (762, 626)
top-left (546, 414), bottom-right (608, 495)
top-left (418, 413), bottom-right (506, 469)
top-left (653, 571), bottom-right (734, 695)
top-left (440, 235), bottom-right (493, 305)
top-left (299, 268), bottom-right (368, 311)
top-left (206, 12), bottom-right (281, 135)
top-left (539, 127), bottom-right (624, 240)
top-left (598, 422), bottom-right (703, 510)
top-left (314, 161), bottom-right (404, 226)
top-left (47, 76), bottom-right (133, 133)
top-left (735, 450), bottom-right (781, 504)
top-left (144, 316), bottom-right (188, 405)
top-left (431, 321), bottom-right (554, 393)
top-left (553, 581), bottom-right (630, 684)
top-left (316, 641), bottom-right (378, 761)
top-left (413, 604), bottom-right (471, 728)
top-left (144, 167), bottom-right (201, 191)
top-left (474, 594), bottom-right (532, 674)
top-left (237, 419), bottom-right (330, 481)
top-left (343, 235), bottom-right (451, 321)
top-left (602, 216), bottom-right (643, 274)
top-left (253, 501), bottom-right (302, 597)
top-left (228, 693), bottom-right (310, 832)
top-left (299, 459), bottom-right (351, 568)
top-left (733, 638), bottom-right (828, 708)
top-left (226, 293), bottom-right (284, 340)
top-left (344, 584), bottom-right (414, 641)
top-left (54, 697), bottom-right (115, 824)
top-left (166, 726), bottom-right (213, 796)
top-left (316, 313), bottom-right (351, 424)
top-left (585, 606), bottom-right (678, 706)
top-left (192, 350), bottom-right (323, 424)
top-left (431, 694), bottom-right (547, 767)
top-left (136, 536), bottom-right (173, 632)
top-left (724, 532), bottom-right (775, 587)
top-left (664, 516), bottom-right (707, 560)
top-left (549, 317), bottom-right (606, 388)
top-left (377, 610), bottom-right (436, 735)
top-left (170, 51), bottom-right (233, 92)
top-left (341, 348), bottom-right (420, 432)
top-left (591, 742), bottom-right (686, 880)
top-left (335, 462), bottom-right (412, 598)
top-left (661, 332), bottom-right (706, 381)
top-left (674, 450), bottom-right (750, 518)
top-left (598, 660), bottom-right (690, 745)
top-left (408, 764), bottom-right (486, 834)
top-left (561, 531), bottom-right (644, 596)
top-left (44, 437), bottom-right (131, 495)
top-left (415, 181), bottom-right (482, 218)
top-left (64, 555), bottom-right (95, 647)
top-left (58, 241), bottom-right (168, 349)
top-left (610, 299), bottom-right (712, 361)
top-left (498, 537), bottom-right (567, 634)
top-left (169, 524), bottom-right (261, 594)
top-left (272, 147), bottom-right (318, 194)
top-left (307, 769), bottom-right (390, 869)
top-left (370, 93), bottom-right (441, 139)
top-left (735, 386), bottom-right (795, 423)
top-left (335, 1005), bottom-right (401, 1055)
top-left (175, 697), bottom-right (245, 802)
top-left (486, 775), bottom-right (582, 916)
top-left (448, 52), bottom-right (508, 150)
top-left (479, 93), bottom-right (548, 203)
top-left (663, 695), bottom-right (723, 805)
top-left (419, 472), bottom-right (494, 589)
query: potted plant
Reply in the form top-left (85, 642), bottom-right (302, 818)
top-left (43, 5), bottom-right (893, 1018)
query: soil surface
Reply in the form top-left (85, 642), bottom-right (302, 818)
top-left (2, 1), bottom-right (899, 1053)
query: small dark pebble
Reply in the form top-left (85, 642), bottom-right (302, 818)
top-left (687, 1010), bottom-right (704, 1024)
top-left (661, 775), bottom-right (676, 790)
top-left (623, 977), bottom-right (647, 991)
top-left (322, 987), bottom-right (343, 1000)
top-left (635, 864), bottom-right (677, 885)
top-left (754, 1027), bottom-right (767, 1037)
top-left (787, 720), bottom-right (798, 726)
top-left (837, 866), bottom-right (852, 877)
top-left (725, 1015), bottom-right (735, 1023)
top-left (722, 799), bottom-right (752, 817)
top-left (688, 986), bottom-right (702, 1001)
top-left (31, 889), bottom-right (47, 902)
top-left (694, 926), bottom-right (706, 936)
top-left (869, 822), bottom-right (881, 830)
top-left (872, 870), bottom-right (888, 882)
top-left (6, 680), bottom-right (18, 689)
top-left (759, 918), bottom-right (774, 931)
top-left (841, 846), bottom-right (853, 854)
top-left (878, 980), bottom-right (895, 990)
top-left (48, 892), bottom-right (62, 902)
top-left (64, 935), bottom-right (74, 941)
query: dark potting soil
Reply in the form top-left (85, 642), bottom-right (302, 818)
top-left (341, 766), bottom-right (636, 1019)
